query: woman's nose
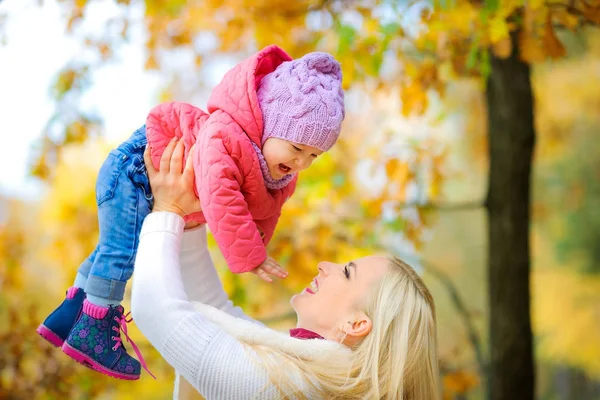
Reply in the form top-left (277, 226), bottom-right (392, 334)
top-left (318, 261), bottom-right (335, 276)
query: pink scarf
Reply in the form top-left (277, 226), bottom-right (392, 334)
top-left (289, 328), bottom-right (324, 340)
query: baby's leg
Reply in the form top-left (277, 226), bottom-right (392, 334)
top-left (37, 127), bottom-right (150, 349)
top-left (70, 126), bottom-right (152, 303)
top-left (73, 247), bottom-right (97, 291)
top-left (84, 134), bottom-right (153, 307)
top-left (63, 127), bottom-right (154, 380)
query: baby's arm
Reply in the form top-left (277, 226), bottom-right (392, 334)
top-left (146, 101), bottom-right (209, 172)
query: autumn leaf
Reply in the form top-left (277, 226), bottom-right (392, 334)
top-left (401, 80), bottom-right (428, 116)
top-left (582, 2), bottom-right (600, 24)
top-left (543, 14), bottom-right (566, 59)
top-left (443, 370), bottom-right (479, 394)
top-left (488, 14), bottom-right (510, 44)
top-left (553, 7), bottom-right (581, 30)
top-left (491, 37), bottom-right (512, 58)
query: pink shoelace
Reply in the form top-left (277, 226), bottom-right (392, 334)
top-left (111, 312), bottom-right (156, 379)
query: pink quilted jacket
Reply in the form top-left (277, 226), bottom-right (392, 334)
top-left (146, 45), bottom-right (297, 273)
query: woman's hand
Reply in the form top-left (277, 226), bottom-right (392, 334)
top-left (144, 137), bottom-right (201, 218)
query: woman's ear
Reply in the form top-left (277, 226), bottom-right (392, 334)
top-left (345, 312), bottom-right (372, 338)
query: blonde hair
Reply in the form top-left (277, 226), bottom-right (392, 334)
top-left (244, 257), bottom-right (441, 399)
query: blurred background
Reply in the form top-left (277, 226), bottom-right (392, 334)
top-left (0, 0), bottom-right (599, 399)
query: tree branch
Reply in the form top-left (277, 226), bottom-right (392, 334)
top-left (395, 200), bottom-right (485, 211)
top-left (422, 259), bottom-right (486, 377)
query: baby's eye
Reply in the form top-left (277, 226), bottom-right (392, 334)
top-left (292, 145), bottom-right (301, 151)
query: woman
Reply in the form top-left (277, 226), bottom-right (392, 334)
top-left (131, 140), bottom-right (440, 399)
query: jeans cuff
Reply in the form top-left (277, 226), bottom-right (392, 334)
top-left (85, 275), bottom-right (127, 302)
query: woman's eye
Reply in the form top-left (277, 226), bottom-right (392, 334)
top-left (344, 266), bottom-right (350, 278)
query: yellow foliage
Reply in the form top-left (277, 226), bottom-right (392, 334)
top-left (0, 197), bottom-right (174, 398)
top-left (56, 0), bottom-right (592, 121)
top-left (27, 0), bottom-right (600, 396)
top-left (489, 15), bottom-right (510, 44)
top-left (442, 370), bottom-right (479, 398)
top-left (38, 140), bottom-right (113, 285)
top-left (533, 268), bottom-right (600, 377)
top-left (533, 37), bottom-right (600, 161)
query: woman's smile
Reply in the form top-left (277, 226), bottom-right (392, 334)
top-left (305, 278), bottom-right (319, 294)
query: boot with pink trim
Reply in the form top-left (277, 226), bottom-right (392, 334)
top-left (62, 300), bottom-right (154, 380)
top-left (37, 286), bottom-right (86, 347)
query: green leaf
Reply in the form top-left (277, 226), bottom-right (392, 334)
top-left (385, 218), bottom-right (406, 232)
top-left (436, 0), bottom-right (450, 10)
top-left (164, 0), bottom-right (187, 17)
top-left (480, 49), bottom-right (491, 78)
top-left (332, 173), bottom-right (345, 187)
top-left (466, 40), bottom-right (480, 70)
top-left (484, 0), bottom-right (499, 13)
top-left (381, 21), bottom-right (402, 37)
top-left (337, 23), bottom-right (356, 55)
top-left (229, 274), bottom-right (247, 305)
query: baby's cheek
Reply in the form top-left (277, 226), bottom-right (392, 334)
top-left (262, 150), bottom-right (279, 166)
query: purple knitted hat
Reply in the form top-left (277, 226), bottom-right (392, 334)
top-left (257, 52), bottom-right (345, 152)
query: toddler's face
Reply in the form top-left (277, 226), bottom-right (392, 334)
top-left (262, 138), bottom-right (323, 179)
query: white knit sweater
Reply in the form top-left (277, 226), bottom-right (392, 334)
top-left (131, 212), bottom-right (346, 400)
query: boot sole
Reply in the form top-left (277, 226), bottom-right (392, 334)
top-left (36, 325), bottom-right (64, 347)
top-left (62, 342), bottom-right (140, 380)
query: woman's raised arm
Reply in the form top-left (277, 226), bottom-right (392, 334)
top-left (131, 211), bottom-right (275, 398)
top-left (179, 224), bottom-right (259, 323)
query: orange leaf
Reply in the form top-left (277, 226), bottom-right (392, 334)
top-left (492, 37), bottom-right (512, 59)
top-left (519, 6), bottom-right (548, 63)
top-left (385, 159), bottom-right (399, 177)
top-left (443, 370), bottom-right (479, 393)
top-left (552, 7), bottom-right (580, 30)
top-left (400, 81), bottom-right (428, 116)
top-left (144, 54), bottom-right (159, 70)
top-left (194, 54), bottom-right (203, 68)
top-left (582, 3), bottom-right (600, 24)
top-left (543, 14), bottom-right (566, 59)
top-left (519, 30), bottom-right (546, 63)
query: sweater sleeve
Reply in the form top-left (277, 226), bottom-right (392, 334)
top-left (131, 212), bottom-right (276, 399)
top-left (179, 226), bottom-right (261, 324)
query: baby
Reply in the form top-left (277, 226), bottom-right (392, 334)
top-left (37, 45), bottom-right (345, 381)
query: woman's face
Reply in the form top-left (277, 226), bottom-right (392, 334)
top-left (290, 256), bottom-right (389, 341)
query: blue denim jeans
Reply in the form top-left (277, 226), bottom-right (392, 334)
top-left (76, 126), bottom-right (153, 302)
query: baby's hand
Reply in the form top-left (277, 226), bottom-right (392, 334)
top-left (251, 257), bottom-right (288, 283)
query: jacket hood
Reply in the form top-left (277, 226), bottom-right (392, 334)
top-left (207, 45), bottom-right (292, 148)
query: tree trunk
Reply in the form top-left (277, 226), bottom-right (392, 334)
top-left (485, 30), bottom-right (535, 400)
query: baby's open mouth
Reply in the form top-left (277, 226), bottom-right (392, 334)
top-left (278, 163), bottom-right (291, 174)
